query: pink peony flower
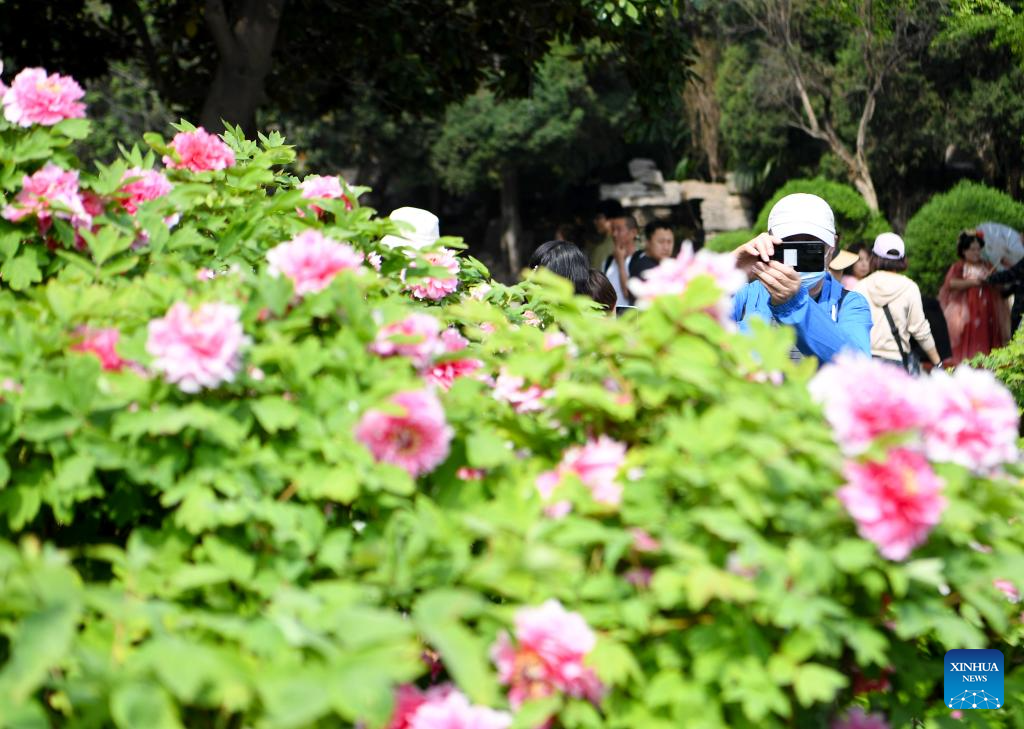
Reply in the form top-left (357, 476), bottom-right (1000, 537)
top-left (266, 230), bottom-right (364, 297)
top-left (522, 310), bottom-right (541, 327)
top-left (831, 707), bottom-right (890, 729)
top-left (543, 331), bottom-right (571, 350)
top-left (146, 302), bottom-right (247, 393)
top-left (71, 328), bottom-right (128, 372)
top-left (405, 248), bottom-right (460, 300)
top-left (838, 448), bottom-right (947, 561)
top-left (407, 690), bottom-right (512, 729)
top-left (389, 684), bottom-right (454, 729)
top-left (2, 67), bottom-right (85, 127)
top-left (119, 167), bottom-right (172, 214)
top-left (493, 372), bottom-right (551, 413)
top-left (491, 599), bottom-right (603, 709)
top-left (809, 354), bottom-right (926, 455)
top-left (424, 358), bottom-right (484, 391)
top-left (2, 162), bottom-right (90, 229)
top-left (440, 328), bottom-right (468, 353)
top-left (456, 467), bottom-right (486, 481)
top-left (298, 174), bottom-right (352, 215)
top-left (922, 367), bottom-right (1019, 472)
top-left (561, 435), bottom-right (627, 506)
top-left (994, 579), bottom-right (1020, 603)
top-left (162, 128), bottom-right (235, 172)
top-left (628, 244), bottom-right (746, 324)
top-left (623, 567), bottom-right (653, 588)
top-left (197, 268), bottom-right (217, 282)
top-left (369, 313), bottom-right (443, 369)
top-left (535, 436), bottom-right (628, 515)
top-left (629, 528), bottom-right (660, 553)
top-left (355, 389), bottom-right (453, 477)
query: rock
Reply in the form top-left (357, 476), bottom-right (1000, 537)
top-left (600, 159), bottom-right (752, 235)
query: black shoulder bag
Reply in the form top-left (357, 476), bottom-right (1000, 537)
top-left (881, 303), bottom-right (920, 374)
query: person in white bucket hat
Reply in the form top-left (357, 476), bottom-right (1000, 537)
top-left (731, 193), bottom-right (872, 365)
top-left (380, 207), bottom-right (441, 250)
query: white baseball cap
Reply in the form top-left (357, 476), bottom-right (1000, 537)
top-left (872, 232), bottom-right (905, 260)
top-left (767, 193), bottom-right (836, 247)
top-left (380, 207), bottom-right (441, 250)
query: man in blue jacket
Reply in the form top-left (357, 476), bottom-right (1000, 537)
top-left (732, 193), bottom-right (872, 364)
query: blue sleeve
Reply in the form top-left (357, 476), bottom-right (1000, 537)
top-left (770, 289), bottom-right (872, 363)
top-left (732, 285), bottom-right (748, 324)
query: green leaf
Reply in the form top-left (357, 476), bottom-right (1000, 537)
top-left (465, 429), bottom-right (513, 468)
top-left (792, 663), bottom-right (848, 707)
top-left (258, 670), bottom-right (333, 728)
top-left (111, 682), bottom-right (183, 729)
top-left (53, 118), bottom-right (91, 140)
top-left (413, 590), bottom-right (496, 704)
top-left (1, 251), bottom-right (42, 290)
top-left (0, 603), bottom-right (78, 702)
top-left (252, 396), bottom-right (301, 433)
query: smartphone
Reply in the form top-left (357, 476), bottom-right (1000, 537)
top-left (769, 242), bottom-right (826, 272)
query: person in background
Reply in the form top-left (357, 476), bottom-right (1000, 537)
top-left (529, 240), bottom-right (590, 296)
top-left (828, 242), bottom-right (869, 288)
top-left (732, 193), bottom-right (872, 364)
top-left (939, 229), bottom-right (1009, 364)
top-left (603, 214), bottom-right (657, 308)
top-left (985, 234), bottom-right (1024, 335)
top-left (644, 220), bottom-right (675, 262)
top-left (587, 270), bottom-right (617, 312)
top-left (589, 200), bottom-right (622, 269)
top-left (854, 233), bottom-right (941, 372)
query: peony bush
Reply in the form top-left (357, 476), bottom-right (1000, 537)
top-left (0, 65), bottom-right (1023, 729)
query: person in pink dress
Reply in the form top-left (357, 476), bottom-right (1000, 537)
top-left (939, 229), bottom-right (1010, 364)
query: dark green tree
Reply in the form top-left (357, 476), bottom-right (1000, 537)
top-left (431, 50), bottom-right (612, 273)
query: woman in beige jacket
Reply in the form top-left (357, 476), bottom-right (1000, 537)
top-left (853, 233), bottom-right (942, 371)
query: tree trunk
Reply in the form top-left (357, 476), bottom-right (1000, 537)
top-left (684, 37), bottom-right (724, 182)
top-left (852, 167), bottom-right (880, 213)
top-left (499, 167), bottom-right (522, 275)
top-left (199, 0), bottom-right (285, 136)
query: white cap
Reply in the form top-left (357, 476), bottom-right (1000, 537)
top-left (380, 207), bottom-right (440, 250)
top-left (767, 193), bottom-right (836, 247)
top-left (872, 232), bottom-right (905, 260)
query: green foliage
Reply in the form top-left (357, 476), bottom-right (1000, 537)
top-left (715, 45), bottom-right (789, 185)
top-left (0, 114), bottom-right (1022, 729)
top-left (904, 180), bottom-right (1024, 295)
top-left (704, 229), bottom-right (755, 253)
top-left (754, 178), bottom-right (890, 247)
top-left (971, 326), bottom-right (1024, 409)
top-left (431, 51), bottom-right (599, 194)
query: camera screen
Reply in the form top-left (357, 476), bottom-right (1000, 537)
top-left (770, 242), bottom-right (826, 272)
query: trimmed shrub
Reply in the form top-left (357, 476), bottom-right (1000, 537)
top-left (0, 68), bottom-right (1023, 729)
top-left (754, 178), bottom-right (890, 249)
top-left (704, 228), bottom-right (755, 253)
top-left (905, 180), bottom-right (1024, 295)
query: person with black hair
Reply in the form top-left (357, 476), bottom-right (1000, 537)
top-left (528, 240), bottom-right (590, 296)
top-left (644, 220), bottom-right (675, 262)
top-left (603, 214), bottom-right (658, 308)
top-left (939, 229), bottom-right (1009, 364)
top-left (587, 270), bottom-right (617, 312)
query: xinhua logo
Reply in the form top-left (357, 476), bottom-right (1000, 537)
top-left (945, 649), bottom-right (1004, 710)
